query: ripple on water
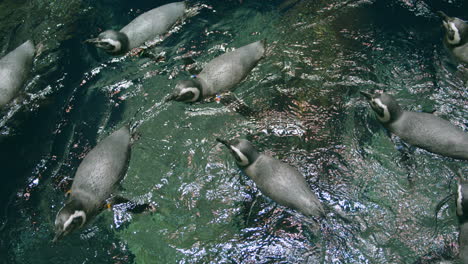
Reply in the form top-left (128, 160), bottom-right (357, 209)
top-left (1, 0), bottom-right (468, 263)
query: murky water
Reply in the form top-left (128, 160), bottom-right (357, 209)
top-left (0, 0), bottom-right (467, 263)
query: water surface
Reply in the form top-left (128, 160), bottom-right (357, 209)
top-left (0, 0), bottom-right (467, 263)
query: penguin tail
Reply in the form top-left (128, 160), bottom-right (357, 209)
top-left (130, 131), bottom-right (141, 145)
top-left (324, 204), bottom-right (352, 223)
top-left (184, 1), bottom-right (202, 19)
top-left (260, 38), bottom-right (271, 59)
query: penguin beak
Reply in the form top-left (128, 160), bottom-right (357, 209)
top-left (359, 91), bottom-right (373, 100)
top-left (216, 138), bottom-right (231, 148)
top-left (437, 11), bottom-right (450, 21)
top-left (165, 94), bottom-right (177, 102)
top-left (84, 38), bottom-right (101, 44)
top-left (52, 231), bottom-right (63, 243)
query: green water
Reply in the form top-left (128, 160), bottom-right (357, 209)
top-left (0, 0), bottom-right (467, 263)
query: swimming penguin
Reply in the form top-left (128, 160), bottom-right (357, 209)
top-left (0, 40), bottom-right (35, 108)
top-left (361, 91), bottom-right (468, 160)
top-left (54, 126), bottom-right (133, 241)
top-left (85, 2), bottom-right (186, 55)
top-left (438, 11), bottom-right (468, 64)
top-left (217, 138), bottom-right (324, 218)
top-left (169, 40), bottom-right (266, 102)
top-left (457, 180), bottom-right (468, 263)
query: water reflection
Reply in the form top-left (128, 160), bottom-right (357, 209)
top-left (0, 0), bottom-right (467, 263)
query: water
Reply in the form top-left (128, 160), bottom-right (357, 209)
top-left (0, 0), bottom-right (467, 263)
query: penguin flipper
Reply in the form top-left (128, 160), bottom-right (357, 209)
top-left (107, 195), bottom-right (130, 205)
top-left (182, 56), bottom-right (196, 66)
top-left (106, 196), bottom-right (155, 214)
top-left (418, 108), bottom-right (437, 114)
top-left (127, 106), bottom-right (145, 138)
top-left (219, 93), bottom-right (258, 118)
top-left (182, 56), bottom-right (201, 76)
top-left (125, 202), bottom-right (155, 214)
top-left (431, 193), bottom-right (455, 238)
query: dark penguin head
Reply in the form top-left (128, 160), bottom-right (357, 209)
top-left (53, 199), bottom-right (87, 242)
top-left (85, 30), bottom-right (129, 55)
top-left (360, 91), bottom-right (403, 124)
top-left (217, 138), bottom-right (260, 167)
top-left (457, 180), bottom-right (468, 223)
top-left (438, 11), bottom-right (468, 46)
top-left (168, 79), bottom-right (203, 102)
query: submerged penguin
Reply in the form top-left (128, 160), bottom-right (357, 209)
top-left (169, 40), bottom-right (266, 102)
top-left (54, 126), bottom-right (135, 241)
top-left (0, 40), bottom-right (35, 108)
top-left (438, 11), bottom-right (468, 64)
top-left (217, 138), bottom-right (324, 218)
top-left (361, 91), bottom-right (468, 160)
top-left (457, 180), bottom-right (468, 263)
top-left (86, 2), bottom-right (186, 55)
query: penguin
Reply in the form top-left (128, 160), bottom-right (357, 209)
top-left (85, 2), bottom-right (186, 55)
top-left (0, 40), bottom-right (35, 108)
top-left (54, 126), bottom-right (133, 241)
top-left (457, 180), bottom-right (468, 263)
top-left (216, 138), bottom-right (325, 218)
top-left (438, 11), bottom-right (468, 64)
top-left (169, 40), bottom-right (266, 102)
top-left (361, 91), bottom-right (468, 160)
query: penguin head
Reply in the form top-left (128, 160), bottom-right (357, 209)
top-left (168, 79), bottom-right (203, 102)
top-left (53, 199), bottom-right (87, 242)
top-left (438, 11), bottom-right (468, 46)
top-left (360, 91), bottom-right (403, 124)
top-left (85, 30), bottom-right (129, 55)
top-left (217, 138), bottom-right (260, 167)
top-left (457, 180), bottom-right (468, 223)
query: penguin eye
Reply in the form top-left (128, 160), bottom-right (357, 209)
top-left (103, 43), bottom-right (115, 50)
top-left (64, 215), bottom-right (83, 231)
top-left (178, 91), bottom-right (195, 102)
top-left (232, 152), bottom-right (243, 163)
top-left (448, 30), bottom-right (456, 40)
top-left (72, 216), bottom-right (83, 225)
top-left (95, 41), bottom-right (115, 51)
